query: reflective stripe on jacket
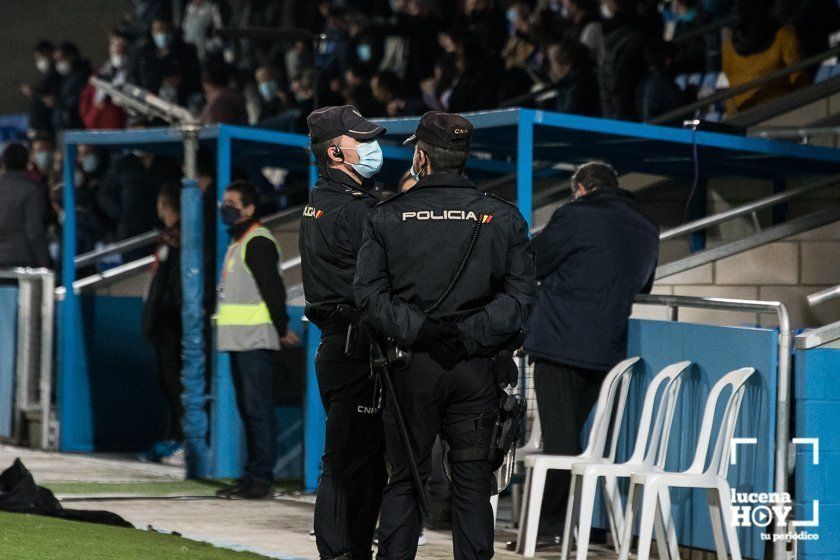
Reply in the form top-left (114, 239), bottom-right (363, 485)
top-left (217, 224), bottom-right (282, 351)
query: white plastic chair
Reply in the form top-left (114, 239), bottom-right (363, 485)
top-left (618, 367), bottom-right (756, 560)
top-left (562, 361), bottom-right (692, 560)
top-left (516, 356), bottom-right (640, 557)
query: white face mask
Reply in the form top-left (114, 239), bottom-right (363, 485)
top-left (36, 57), bottom-right (51, 74)
top-left (110, 54), bottom-right (127, 69)
top-left (600, 3), bottom-right (615, 19)
top-left (56, 60), bottom-right (72, 76)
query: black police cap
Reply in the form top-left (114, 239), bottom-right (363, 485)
top-left (403, 111), bottom-right (473, 151)
top-left (307, 105), bottom-right (386, 143)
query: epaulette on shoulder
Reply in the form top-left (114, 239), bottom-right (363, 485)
top-left (343, 187), bottom-right (367, 198)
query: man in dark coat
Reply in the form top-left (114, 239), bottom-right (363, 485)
top-left (523, 161), bottom-right (659, 542)
top-left (141, 183), bottom-right (184, 457)
top-left (0, 143), bottom-right (50, 269)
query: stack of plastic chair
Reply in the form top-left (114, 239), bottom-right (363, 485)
top-left (516, 356), bottom-right (640, 557)
top-left (619, 367), bottom-right (756, 560)
top-left (561, 361), bottom-right (692, 560)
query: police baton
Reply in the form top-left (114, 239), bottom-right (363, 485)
top-left (367, 331), bottom-right (430, 517)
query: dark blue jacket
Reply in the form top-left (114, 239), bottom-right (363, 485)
top-left (524, 188), bottom-right (659, 370)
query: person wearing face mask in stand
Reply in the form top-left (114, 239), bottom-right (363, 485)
top-left (131, 15), bottom-right (201, 105)
top-left (80, 31), bottom-right (131, 130)
top-left (254, 65), bottom-right (288, 125)
top-left (298, 105), bottom-right (388, 560)
top-left (52, 42), bottom-right (91, 132)
top-left (215, 180), bottom-right (300, 499)
top-left (20, 40), bottom-right (61, 136)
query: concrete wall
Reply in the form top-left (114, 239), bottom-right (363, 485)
top-left (0, 1), bottom-right (118, 116)
top-left (633, 221), bottom-right (840, 329)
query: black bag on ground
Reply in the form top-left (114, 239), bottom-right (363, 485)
top-left (0, 458), bottom-right (132, 528)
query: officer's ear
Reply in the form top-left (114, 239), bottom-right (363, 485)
top-left (328, 145), bottom-right (344, 164)
top-left (417, 149), bottom-right (429, 172)
top-left (241, 203), bottom-right (256, 219)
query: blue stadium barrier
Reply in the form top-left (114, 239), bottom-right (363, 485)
top-left (795, 345), bottom-right (840, 557)
top-left (0, 285), bottom-right (17, 439)
top-left (623, 319), bottom-right (778, 558)
top-left (0, 113), bottom-right (28, 143)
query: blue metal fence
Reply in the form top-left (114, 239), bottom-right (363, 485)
top-left (0, 286), bottom-right (18, 439)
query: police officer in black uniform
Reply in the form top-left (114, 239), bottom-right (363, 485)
top-left (299, 105), bottom-right (388, 560)
top-left (354, 112), bottom-right (536, 560)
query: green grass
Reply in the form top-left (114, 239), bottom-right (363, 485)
top-left (44, 480), bottom-right (303, 496)
top-left (0, 511), bottom-right (273, 560)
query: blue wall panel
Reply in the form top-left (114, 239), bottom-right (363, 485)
top-left (795, 347), bottom-right (840, 558)
top-left (0, 286), bottom-right (18, 438)
top-left (625, 319), bottom-right (778, 559)
top-left (82, 295), bottom-right (167, 450)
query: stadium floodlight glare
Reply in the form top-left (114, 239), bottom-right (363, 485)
top-left (88, 77), bottom-right (198, 126)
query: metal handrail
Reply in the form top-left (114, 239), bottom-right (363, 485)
top-left (807, 285), bottom-right (840, 307)
top-left (660, 174), bottom-right (840, 241)
top-left (797, 283), bottom-right (840, 350)
top-left (74, 230), bottom-right (160, 269)
top-left (634, 293), bottom-right (791, 556)
top-left (529, 173), bottom-right (840, 239)
top-left (73, 205), bottom-right (303, 270)
top-left (751, 126), bottom-right (840, 140)
top-left (650, 43), bottom-right (840, 125)
top-left (670, 13), bottom-right (738, 45)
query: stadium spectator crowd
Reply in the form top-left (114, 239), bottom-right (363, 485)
top-left (4, 0), bottom-right (840, 272)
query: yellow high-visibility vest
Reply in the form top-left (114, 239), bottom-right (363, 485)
top-left (216, 223), bottom-right (282, 352)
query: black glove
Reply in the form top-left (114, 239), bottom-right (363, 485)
top-left (429, 338), bottom-right (468, 371)
top-left (413, 319), bottom-right (458, 351)
top-left (494, 349), bottom-right (519, 387)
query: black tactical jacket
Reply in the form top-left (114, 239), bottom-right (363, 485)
top-left (354, 172), bottom-right (536, 356)
top-left (299, 167), bottom-right (381, 330)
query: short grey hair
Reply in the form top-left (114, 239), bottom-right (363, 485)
top-left (570, 161), bottom-right (618, 193)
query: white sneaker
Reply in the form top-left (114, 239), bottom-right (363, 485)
top-left (417, 533), bottom-right (427, 547)
top-left (161, 446), bottom-right (185, 467)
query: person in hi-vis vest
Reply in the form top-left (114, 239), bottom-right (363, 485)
top-left (215, 180), bottom-right (299, 500)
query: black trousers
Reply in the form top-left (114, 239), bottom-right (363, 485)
top-left (377, 353), bottom-right (499, 560)
top-left (231, 349), bottom-right (278, 482)
top-left (154, 326), bottom-right (183, 442)
top-left (314, 336), bottom-right (387, 560)
top-left (532, 360), bottom-right (608, 536)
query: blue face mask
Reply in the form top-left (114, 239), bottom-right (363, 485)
top-left (356, 44), bottom-right (372, 62)
top-left (258, 80), bottom-right (279, 102)
top-left (506, 7), bottom-right (518, 25)
top-left (153, 32), bottom-right (172, 50)
top-left (81, 154), bottom-right (99, 174)
top-left (349, 140), bottom-right (383, 178)
top-left (34, 151), bottom-right (51, 172)
top-left (220, 205), bottom-right (242, 226)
